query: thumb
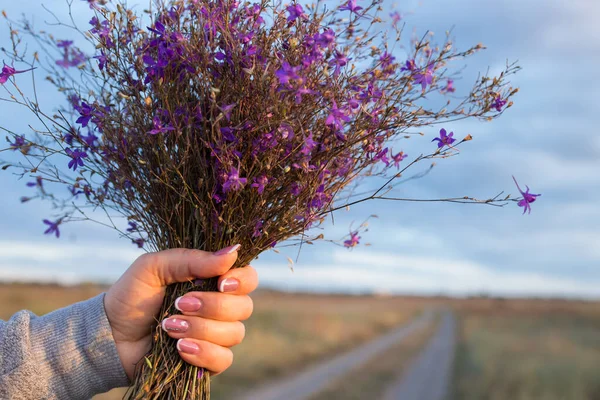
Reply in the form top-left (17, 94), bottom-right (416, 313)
top-left (135, 245), bottom-right (241, 287)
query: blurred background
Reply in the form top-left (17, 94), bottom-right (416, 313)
top-left (1, 0), bottom-right (599, 399)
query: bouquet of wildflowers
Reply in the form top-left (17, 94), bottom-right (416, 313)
top-left (0, 0), bottom-right (536, 397)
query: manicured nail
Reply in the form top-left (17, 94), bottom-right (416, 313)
top-left (161, 318), bottom-right (189, 333)
top-left (219, 278), bottom-right (239, 293)
top-left (175, 296), bottom-right (202, 312)
top-left (177, 339), bottom-right (201, 355)
top-left (214, 244), bottom-right (241, 256)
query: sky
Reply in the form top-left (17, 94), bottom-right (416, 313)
top-left (0, 0), bottom-right (598, 298)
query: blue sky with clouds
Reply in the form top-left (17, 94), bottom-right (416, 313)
top-left (0, 0), bottom-right (598, 298)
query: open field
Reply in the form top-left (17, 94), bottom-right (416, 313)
top-left (1, 283), bottom-right (600, 400)
top-left (452, 298), bottom-right (600, 400)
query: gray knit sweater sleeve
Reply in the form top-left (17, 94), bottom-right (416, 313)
top-left (0, 293), bottom-right (130, 399)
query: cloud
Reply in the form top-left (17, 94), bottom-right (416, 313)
top-left (255, 249), bottom-right (600, 299)
top-left (0, 240), bottom-right (143, 284)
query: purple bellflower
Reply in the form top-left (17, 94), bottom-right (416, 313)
top-left (43, 219), bottom-right (61, 238)
top-left (432, 128), bottom-right (455, 148)
top-left (339, 0), bottom-right (363, 14)
top-left (392, 151), bottom-right (407, 168)
top-left (390, 11), bottom-right (402, 27)
top-left (286, 4), bottom-right (308, 23)
top-left (9, 135), bottom-right (26, 151)
top-left (344, 231), bottom-right (360, 248)
top-left (148, 115), bottom-right (175, 135)
top-left (65, 148), bottom-right (88, 171)
top-left (512, 176), bottom-right (541, 214)
top-left (223, 167), bottom-right (247, 192)
top-left (491, 95), bottom-right (507, 112)
top-left (414, 65), bottom-right (434, 90)
top-left (443, 79), bottom-right (455, 93)
top-left (0, 64), bottom-right (35, 84)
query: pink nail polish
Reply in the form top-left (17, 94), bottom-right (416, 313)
top-left (175, 296), bottom-right (202, 312)
top-left (219, 278), bottom-right (239, 293)
top-left (214, 244), bottom-right (241, 256)
top-left (162, 318), bottom-right (189, 333)
top-left (177, 339), bottom-right (201, 355)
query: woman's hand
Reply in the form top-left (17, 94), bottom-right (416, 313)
top-left (104, 245), bottom-right (258, 380)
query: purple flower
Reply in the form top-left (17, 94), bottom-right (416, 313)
top-left (69, 185), bottom-right (84, 198)
top-left (245, 3), bottom-right (265, 27)
top-left (491, 95), bottom-right (507, 112)
top-left (132, 238), bottom-right (145, 248)
top-left (390, 11), bottom-right (402, 27)
top-left (56, 42), bottom-right (86, 68)
top-left (0, 64), bottom-right (34, 84)
top-left (325, 101), bottom-right (351, 132)
top-left (82, 0), bottom-right (101, 10)
top-left (219, 103), bottom-right (236, 122)
top-left (81, 131), bottom-right (98, 148)
top-left (379, 51), bottom-right (396, 69)
top-left (220, 127), bottom-right (237, 142)
top-left (294, 86), bottom-right (316, 104)
top-left (89, 17), bottom-right (113, 47)
top-left (329, 51), bottom-right (350, 77)
top-left (26, 176), bottom-right (44, 189)
top-left (344, 231), bottom-right (360, 248)
top-left (127, 222), bottom-right (138, 233)
top-left (414, 65), bottom-right (434, 90)
top-left (251, 175), bottom-right (268, 194)
top-left (94, 51), bottom-right (108, 70)
top-left (57, 40), bottom-right (73, 48)
top-left (275, 62), bottom-right (301, 86)
top-left (148, 115), bottom-right (175, 135)
top-left (43, 219), bottom-right (61, 238)
top-left (316, 29), bottom-right (336, 49)
top-left (76, 102), bottom-right (95, 127)
top-left (9, 135), bottom-right (26, 151)
top-left (300, 131), bottom-right (318, 155)
top-left (392, 151), bottom-right (407, 168)
top-left (286, 4), bottom-right (308, 23)
top-left (278, 123), bottom-right (294, 140)
top-left (339, 0), bottom-right (363, 14)
top-left (65, 148), bottom-right (88, 171)
top-left (252, 220), bottom-right (263, 238)
top-left (374, 148), bottom-right (390, 166)
top-left (443, 79), bottom-right (455, 93)
top-left (400, 60), bottom-right (416, 72)
top-left (432, 128), bottom-right (455, 148)
top-left (512, 176), bottom-right (541, 215)
top-left (223, 167), bottom-right (247, 192)
top-left (290, 182), bottom-right (302, 196)
top-left (310, 184), bottom-right (332, 209)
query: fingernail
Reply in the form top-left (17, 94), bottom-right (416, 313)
top-left (214, 244), bottom-right (241, 256)
top-left (219, 278), bottom-right (239, 293)
top-left (177, 339), bottom-right (201, 355)
top-left (161, 318), bottom-right (189, 333)
top-left (175, 296), bottom-right (202, 312)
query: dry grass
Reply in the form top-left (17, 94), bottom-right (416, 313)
top-left (451, 298), bottom-right (600, 400)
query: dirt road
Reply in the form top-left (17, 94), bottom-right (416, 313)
top-left (240, 310), bottom-right (435, 400)
top-left (382, 311), bottom-right (456, 400)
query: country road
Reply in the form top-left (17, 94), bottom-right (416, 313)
top-left (240, 310), bottom-right (435, 400)
top-left (382, 311), bottom-right (457, 400)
